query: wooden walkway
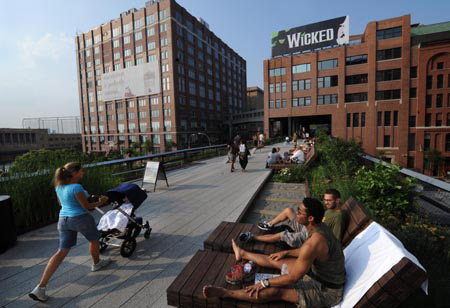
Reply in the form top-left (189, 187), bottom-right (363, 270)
top-left (0, 143), bottom-right (294, 308)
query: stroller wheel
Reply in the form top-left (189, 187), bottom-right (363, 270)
top-left (120, 238), bottom-right (136, 257)
top-left (144, 228), bottom-right (152, 239)
top-left (99, 237), bottom-right (108, 253)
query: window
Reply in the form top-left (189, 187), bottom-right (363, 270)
top-left (269, 83), bottom-right (274, 93)
top-left (376, 89), bottom-right (401, 100)
top-left (410, 67), bottom-right (417, 78)
top-left (138, 99), bottom-right (146, 107)
top-left (151, 110), bottom-right (159, 118)
top-left (409, 116), bottom-right (416, 127)
top-left (112, 27), bottom-right (120, 37)
top-left (317, 76), bottom-right (338, 88)
top-left (292, 63), bottom-right (311, 74)
top-left (361, 112), bottom-right (366, 127)
top-left (437, 62), bottom-right (444, 69)
top-left (125, 60), bottom-right (132, 68)
top-left (153, 134), bottom-right (160, 145)
top-left (318, 94), bottom-right (338, 105)
top-left (114, 52), bottom-right (120, 60)
top-left (127, 112), bottom-right (135, 119)
top-left (426, 76), bottom-right (433, 89)
top-left (275, 83), bottom-right (281, 93)
top-left (123, 36), bottom-right (130, 44)
top-left (148, 41), bottom-right (156, 50)
top-left (160, 23), bottom-right (167, 32)
top-left (377, 112), bottom-right (382, 126)
top-left (446, 134), bottom-right (450, 152)
top-left (269, 67), bottom-right (286, 77)
top-left (437, 94), bottom-right (443, 108)
top-left (437, 74), bottom-right (443, 88)
top-left (146, 14), bottom-right (155, 25)
top-left (425, 113), bottom-right (432, 127)
top-left (384, 135), bottom-right (391, 147)
top-left (135, 32), bottom-right (142, 41)
top-left (139, 111), bottom-right (147, 118)
top-left (346, 113), bottom-right (351, 127)
top-left (376, 47), bottom-right (402, 60)
top-left (161, 51), bottom-right (169, 60)
top-left (346, 54), bottom-right (367, 66)
top-left (161, 37), bottom-right (168, 46)
top-left (436, 113), bottom-right (442, 126)
top-left (292, 79), bottom-right (311, 91)
top-left (318, 59), bottom-right (338, 70)
top-left (282, 82), bottom-right (287, 92)
top-left (447, 113), bottom-right (450, 126)
top-left (148, 54), bottom-right (157, 62)
top-left (292, 96), bottom-right (311, 107)
top-left (424, 133), bottom-right (430, 150)
top-left (136, 57), bottom-right (144, 65)
top-left (164, 120), bottom-right (172, 131)
top-left (408, 133), bottom-right (415, 151)
top-left (394, 111), bottom-right (398, 126)
top-left (147, 27), bottom-right (155, 37)
top-left (345, 74), bottom-right (368, 85)
top-left (376, 68), bottom-right (401, 81)
top-left (376, 27), bottom-right (402, 40)
top-left (113, 40), bottom-right (119, 48)
top-left (123, 23), bottom-right (131, 34)
top-left (124, 49), bottom-right (132, 57)
top-left (410, 88), bottom-right (417, 98)
top-left (353, 113), bottom-right (359, 127)
top-left (345, 92), bottom-right (368, 103)
top-left (384, 111), bottom-right (391, 126)
top-left (426, 95), bottom-right (432, 108)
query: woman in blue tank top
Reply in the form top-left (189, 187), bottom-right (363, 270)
top-left (29, 162), bottom-right (111, 302)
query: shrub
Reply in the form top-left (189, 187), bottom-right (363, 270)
top-left (354, 162), bottom-right (417, 221)
top-left (273, 165), bottom-right (307, 183)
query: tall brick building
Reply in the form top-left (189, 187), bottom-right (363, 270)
top-left (76, 0), bottom-right (246, 153)
top-left (264, 15), bottom-right (450, 174)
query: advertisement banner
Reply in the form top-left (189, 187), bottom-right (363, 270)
top-left (102, 61), bottom-right (161, 101)
top-left (272, 16), bottom-right (349, 57)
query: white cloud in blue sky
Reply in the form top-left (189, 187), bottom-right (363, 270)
top-left (1, 0), bottom-right (449, 128)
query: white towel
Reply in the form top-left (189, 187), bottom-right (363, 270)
top-left (97, 203), bottom-right (133, 232)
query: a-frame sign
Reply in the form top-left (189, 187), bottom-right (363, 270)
top-left (142, 161), bottom-right (169, 192)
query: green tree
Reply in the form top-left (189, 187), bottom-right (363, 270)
top-left (142, 140), bottom-right (154, 154)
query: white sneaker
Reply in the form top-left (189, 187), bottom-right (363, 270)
top-left (91, 258), bottom-right (112, 272)
top-left (29, 285), bottom-right (48, 302)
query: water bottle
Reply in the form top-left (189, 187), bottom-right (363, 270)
top-left (244, 261), bottom-right (254, 274)
top-left (281, 264), bottom-right (289, 275)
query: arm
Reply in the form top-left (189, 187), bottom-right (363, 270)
top-left (75, 192), bottom-right (108, 211)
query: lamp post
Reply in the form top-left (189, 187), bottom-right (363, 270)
top-left (188, 132), bottom-right (211, 148)
top-left (197, 132), bottom-right (211, 147)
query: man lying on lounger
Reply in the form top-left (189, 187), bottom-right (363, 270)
top-left (203, 197), bottom-right (346, 307)
top-left (239, 189), bottom-right (347, 247)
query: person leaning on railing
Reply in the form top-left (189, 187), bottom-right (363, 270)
top-left (29, 162), bottom-right (111, 302)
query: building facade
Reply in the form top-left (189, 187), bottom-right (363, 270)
top-left (76, 0), bottom-right (246, 153)
top-left (0, 128), bottom-right (81, 171)
top-left (232, 87), bottom-right (264, 140)
top-left (264, 15), bottom-right (450, 174)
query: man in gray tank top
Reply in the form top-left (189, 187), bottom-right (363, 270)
top-left (203, 197), bottom-right (346, 307)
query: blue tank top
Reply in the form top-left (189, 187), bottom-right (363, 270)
top-left (56, 184), bottom-right (89, 217)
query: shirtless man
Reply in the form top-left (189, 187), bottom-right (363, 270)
top-left (203, 197), bottom-right (346, 307)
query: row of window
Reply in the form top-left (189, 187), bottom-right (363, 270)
top-left (426, 93), bottom-right (450, 108)
top-left (269, 94), bottom-right (338, 108)
top-left (426, 74), bottom-right (450, 89)
top-left (346, 112), bottom-right (366, 127)
top-left (0, 133), bottom-right (37, 144)
top-left (377, 111), bottom-right (399, 126)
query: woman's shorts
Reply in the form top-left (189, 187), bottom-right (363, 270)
top-left (228, 153), bottom-right (237, 162)
top-left (57, 214), bottom-right (99, 249)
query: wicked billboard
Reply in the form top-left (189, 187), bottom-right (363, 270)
top-left (272, 16), bottom-right (349, 57)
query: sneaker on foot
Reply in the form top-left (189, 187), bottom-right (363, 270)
top-left (238, 232), bottom-right (254, 243)
top-left (91, 258), bottom-right (112, 272)
top-left (29, 285), bottom-right (48, 302)
top-left (257, 221), bottom-right (272, 231)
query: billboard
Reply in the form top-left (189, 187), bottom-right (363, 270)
top-left (272, 16), bottom-right (349, 57)
top-left (102, 61), bottom-right (161, 101)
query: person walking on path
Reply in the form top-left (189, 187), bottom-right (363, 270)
top-left (29, 162), bottom-right (111, 302)
top-left (238, 139), bottom-right (250, 171)
top-left (227, 141), bottom-right (238, 172)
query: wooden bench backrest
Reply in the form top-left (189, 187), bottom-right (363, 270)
top-left (341, 196), bottom-right (373, 247)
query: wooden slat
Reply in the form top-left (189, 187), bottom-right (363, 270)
top-left (213, 222), bottom-right (235, 251)
top-left (223, 223), bottom-right (247, 253)
top-left (205, 221), bottom-right (229, 250)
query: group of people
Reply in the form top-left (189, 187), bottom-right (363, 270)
top-left (203, 189), bottom-right (349, 308)
top-left (227, 134), bottom-right (251, 173)
top-left (266, 143), bottom-right (307, 166)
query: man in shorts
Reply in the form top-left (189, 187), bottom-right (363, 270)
top-left (203, 197), bottom-right (346, 307)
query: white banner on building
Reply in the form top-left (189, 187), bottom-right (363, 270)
top-left (102, 62), bottom-right (160, 101)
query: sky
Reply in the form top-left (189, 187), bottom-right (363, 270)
top-left (1, 0), bottom-right (449, 128)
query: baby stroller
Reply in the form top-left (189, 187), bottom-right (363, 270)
top-left (96, 183), bottom-right (152, 257)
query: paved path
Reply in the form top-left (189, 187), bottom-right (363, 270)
top-left (0, 143), bottom-right (293, 308)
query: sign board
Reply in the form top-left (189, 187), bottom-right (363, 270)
top-left (102, 61), bottom-right (161, 101)
top-left (272, 16), bottom-right (349, 57)
top-left (142, 161), bottom-right (169, 192)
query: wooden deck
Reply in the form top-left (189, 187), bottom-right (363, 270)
top-left (0, 144), bottom-right (293, 308)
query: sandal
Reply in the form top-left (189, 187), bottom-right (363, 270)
top-left (238, 232), bottom-right (254, 243)
top-left (225, 261), bottom-right (255, 285)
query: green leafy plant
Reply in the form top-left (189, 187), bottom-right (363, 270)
top-left (273, 165), bottom-right (307, 183)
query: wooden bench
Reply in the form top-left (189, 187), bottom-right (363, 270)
top-left (269, 146), bottom-right (317, 173)
top-left (203, 221), bottom-right (287, 254)
top-left (167, 250), bottom-right (295, 308)
top-left (341, 196), bottom-right (373, 248)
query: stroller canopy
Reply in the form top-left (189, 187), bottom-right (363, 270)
top-left (107, 183), bottom-right (147, 209)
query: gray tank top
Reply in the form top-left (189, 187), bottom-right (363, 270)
top-left (308, 223), bottom-right (346, 286)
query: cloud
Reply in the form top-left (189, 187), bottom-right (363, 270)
top-left (17, 32), bottom-right (74, 68)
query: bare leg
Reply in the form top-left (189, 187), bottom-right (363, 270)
top-left (231, 240), bottom-right (295, 270)
top-left (39, 248), bottom-right (70, 287)
top-left (90, 240), bottom-right (100, 264)
top-left (254, 233), bottom-right (282, 243)
top-left (268, 208), bottom-right (295, 226)
top-left (203, 286), bottom-right (298, 304)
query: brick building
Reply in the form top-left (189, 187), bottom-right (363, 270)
top-left (264, 15), bottom-right (450, 174)
top-left (76, 0), bottom-right (246, 153)
top-left (232, 87), bottom-right (264, 141)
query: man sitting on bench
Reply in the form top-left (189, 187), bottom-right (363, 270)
top-left (240, 189), bottom-right (346, 247)
top-left (203, 197), bottom-right (346, 307)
